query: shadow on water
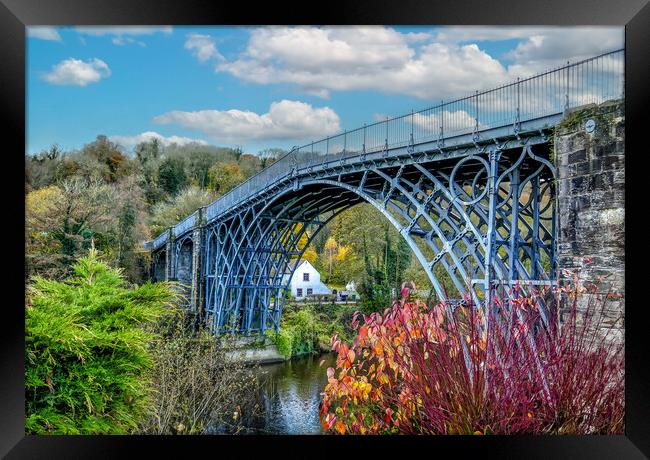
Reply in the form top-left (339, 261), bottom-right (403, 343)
top-left (209, 352), bottom-right (337, 435)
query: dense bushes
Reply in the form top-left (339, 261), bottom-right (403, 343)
top-left (25, 248), bottom-right (264, 435)
top-left (267, 303), bottom-right (358, 359)
top-left (25, 248), bottom-right (176, 434)
top-left (148, 186), bottom-right (217, 235)
top-left (267, 308), bottom-right (322, 359)
top-left (137, 310), bottom-right (262, 434)
top-left (320, 282), bottom-right (624, 435)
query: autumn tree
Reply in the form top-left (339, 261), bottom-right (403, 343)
top-left (237, 154), bottom-right (261, 178)
top-left (293, 224), bottom-right (317, 265)
top-left (82, 135), bottom-right (133, 183)
top-left (208, 161), bottom-right (245, 195)
top-left (26, 178), bottom-right (117, 279)
top-left (25, 145), bottom-right (63, 189)
top-left (26, 176), bottom-right (150, 282)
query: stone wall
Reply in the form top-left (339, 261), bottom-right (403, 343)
top-left (555, 100), bottom-right (625, 344)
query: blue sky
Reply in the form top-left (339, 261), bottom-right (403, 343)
top-left (26, 26), bottom-right (623, 155)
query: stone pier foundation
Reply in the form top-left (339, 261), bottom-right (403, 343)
top-left (555, 100), bottom-right (625, 344)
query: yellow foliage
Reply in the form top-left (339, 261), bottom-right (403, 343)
top-left (26, 186), bottom-right (63, 243)
top-left (335, 244), bottom-right (351, 262)
top-left (324, 237), bottom-right (338, 251)
top-left (26, 185), bottom-right (62, 217)
top-left (302, 246), bottom-right (318, 265)
top-left (290, 223), bottom-right (317, 264)
top-left (294, 224), bottom-right (310, 250)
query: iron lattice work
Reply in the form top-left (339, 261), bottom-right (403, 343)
top-left (200, 143), bottom-right (556, 335)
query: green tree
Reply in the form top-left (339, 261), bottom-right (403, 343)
top-left (25, 248), bottom-right (177, 434)
top-left (149, 186), bottom-right (217, 235)
top-left (134, 140), bottom-right (165, 205)
top-left (233, 146), bottom-right (243, 161)
top-left (157, 157), bottom-right (188, 196)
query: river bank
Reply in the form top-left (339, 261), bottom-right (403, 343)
top-left (206, 302), bottom-right (359, 434)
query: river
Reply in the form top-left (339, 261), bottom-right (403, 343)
top-left (210, 352), bottom-right (337, 435)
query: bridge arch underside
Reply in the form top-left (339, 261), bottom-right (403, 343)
top-left (151, 248), bottom-right (167, 283)
top-left (203, 143), bottom-right (557, 335)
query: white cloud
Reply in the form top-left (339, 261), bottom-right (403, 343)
top-left (42, 58), bottom-right (111, 86)
top-left (434, 26), bottom-right (545, 44)
top-left (215, 26), bottom-right (624, 100)
top-left (27, 27), bottom-right (62, 41)
top-left (75, 26), bottom-right (172, 46)
top-left (109, 131), bottom-right (208, 149)
top-left (404, 32), bottom-right (433, 43)
top-left (112, 36), bottom-right (146, 47)
top-left (436, 26), bottom-right (623, 78)
top-left (153, 100), bottom-right (341, 143)
top-left (215, 26), bottom-right (509, 100)
top-left (374, 110), bottom-right (487, 137)
top-left (503, 28), bottom-right (623, 77)
top-left (185, 34), bottom-right (223, 63)
top-left (75, 26), bottom-right (173, 36)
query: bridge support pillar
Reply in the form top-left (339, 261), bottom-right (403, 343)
top-left (190, 207), bottom-right (205, 316)
top-left (555, 100), bottom-right (624, 345)
top-left (164, 227), bottom-right (175, 281)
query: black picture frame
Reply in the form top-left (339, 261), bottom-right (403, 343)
top-left (3, 0), bottom-right (648, 457)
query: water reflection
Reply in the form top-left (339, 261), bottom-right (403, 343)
top-left (212, 353), bottom-right (336, 435)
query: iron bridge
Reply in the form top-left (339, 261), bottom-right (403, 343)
top-left (144, 49), bottom-right (623, 336)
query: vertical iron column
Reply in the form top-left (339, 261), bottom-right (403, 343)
top-left (190, 207), bottom-right (206, 315)
top-left (164, 227), bottom-right (175, 281)
top-left (483, 149), bottom-right (502, 327)
top-left (507, 168), bottom-right (521, 280)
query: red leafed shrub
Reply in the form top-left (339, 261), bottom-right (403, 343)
top-left (320, 280), bottom-right (624, 435)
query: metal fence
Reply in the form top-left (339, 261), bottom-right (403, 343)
top-left (174, 211), bottom-right (197, 237)
top-left (152, 230), bottom-right (169, 250)
top-left (184, 49), bottom-right (624, 229)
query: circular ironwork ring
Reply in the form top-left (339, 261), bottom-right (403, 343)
top-left (449, 155), bottom-right (490, 206)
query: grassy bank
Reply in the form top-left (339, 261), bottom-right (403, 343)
top-left (266, 301), bottom-right (358, 360)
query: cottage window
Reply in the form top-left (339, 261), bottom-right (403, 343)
top-left (303, 272), bottom-right (310, 281)
top-left (307, 288), bottom-right (313, 296)
top-left (297, 288), bottom-right (303, 297)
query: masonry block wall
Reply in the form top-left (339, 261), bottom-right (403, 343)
top-left (555, 100), bottom-right (625, 344)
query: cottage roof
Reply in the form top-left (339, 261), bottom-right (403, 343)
top-left (273, 259), bottom-right (311, 277)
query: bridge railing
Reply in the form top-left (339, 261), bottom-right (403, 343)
top-left (290, 48), bottom-right (623, 164)
top-left (152, 230), bottom-right (168, 250)
top-left (174, 211), bottom-right (197, 237)
top-left (155, 48), bottom-right (624, 241)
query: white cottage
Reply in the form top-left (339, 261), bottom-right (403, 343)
top-left (282, 260), bottom-right (331, 300)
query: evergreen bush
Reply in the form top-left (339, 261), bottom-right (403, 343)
top-left (25, 248), bottom-right (176, 434)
